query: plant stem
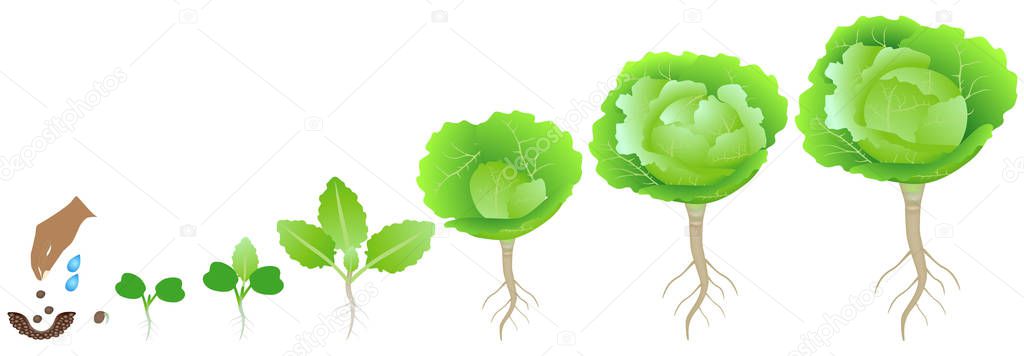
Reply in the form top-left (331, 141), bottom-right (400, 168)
top-left (328, 262), bottom-right (350, 283)
top-left (344, 270), bottom-right (356, 339)
top-left (899, 183), bottom-right (927, 340)
top-left (142, 297), bottom-right (153, 340)
top-left (498, 239), bottom-right (518, 340)
top-left (234, 284), bottom-right (248, 339)
top-left (684, 203), bottom-right (710, 340)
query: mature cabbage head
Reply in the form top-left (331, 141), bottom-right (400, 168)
top-left (591, 52), bottom-right (787, 204)
top-left (616, 78), bottom-right (767, 186)
top-left (798, 16), bottom-right (1017, 183)
top-left (825, 44), bottom-right (968, 164)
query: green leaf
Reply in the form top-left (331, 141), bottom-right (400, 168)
top-left (318, 177), bottom-right (369, 252)
top-left (155, 277), bottom-right (185, 303)
top-left (342, 247), bottom-right (360, 272)
top-left (115, 273), bottom-right (146, 300)
top-left (249, 266), bottom-right (284, 295)
top-left (277, 220), bottom-right (336, 268)
top-left (203, 262), bottom-right (238, 292)
top-left (365, 220), bottom-right (435, 273)
top-left (232, 237), bottom-right (259, 281)
top-left (851, 124), bottom-right (994, 184)
top-left (418, 111), bottom-right (582, 240)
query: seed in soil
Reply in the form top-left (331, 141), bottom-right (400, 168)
top-left (7, 311), bottom-right (76, 340)
top-left (44, 306), bottom-right (53, 314)
top-left (35, 290), bottom-right (45, 299)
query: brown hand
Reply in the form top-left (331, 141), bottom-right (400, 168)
top-left (30, 197), bottom-right (95, 281)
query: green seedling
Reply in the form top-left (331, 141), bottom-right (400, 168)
top-left (797, 16), bottom-right (1016, 339)
top-left (203, 237), bottom-right (284, 339)
top-left (114, 273), bottom-right (185, 340)
top-left (277, 177), bottom-right (435, 339)
top-left (418, 111), bottom-right (582, 339)
top-left (591, 52), bottom-right (787, 338)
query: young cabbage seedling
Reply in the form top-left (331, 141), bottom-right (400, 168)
top-left (591, 53), bottom-right (788, 338)
top-left (202, 237), bottom-right (284, 339)
top-left (798, 16), bottom-right (1016, 339)
top-left (277, 177), bottom-right (435, 339)
top-left (114, 273), bottom-right (185, 340)
top-left (418, 111), bottom-right (582, 339)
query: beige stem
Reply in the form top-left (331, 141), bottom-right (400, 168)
top-left (899, 183), bottom-right (927, 341)
top-left (684, 203), bottom-right (710, 340)
top-left (498, 239), bottom-right (518, 340)
top-left (345, 279), bottom-right (356, 339)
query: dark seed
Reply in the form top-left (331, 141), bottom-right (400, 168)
top-left (35, 290), bottom-right (45, 299)
top-left (44, 306), bottom-right (53, 314)
top-left (32, 315), bottom-right (42, 323)
top-left (93, 311), bottom-right (105, 324)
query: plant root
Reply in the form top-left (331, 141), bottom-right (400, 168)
top-left (230, 314), bottom-right (256, 340)
top-left (878, 184), bottom-right (961, 340)
top-left (662, 204), bottom-right (739, 339)
top-left (480, 240), bottom-right (537, 340)
top-left (343, 280), bottom-right (360, 340)
top-left (140, 319), bottom-right (157, 340)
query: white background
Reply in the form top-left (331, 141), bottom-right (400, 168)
top-left (1, 0), bottom-right (1021, 355)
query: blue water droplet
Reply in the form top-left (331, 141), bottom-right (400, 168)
top-left (67, 255), bottom-right (81, 273)
top-left (65, 274), bottom-right (79, 292)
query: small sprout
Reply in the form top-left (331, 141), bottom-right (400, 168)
top-left (202, 237), bottom-right (284, 339)
top-left (114, 273), bottom-right (185, 340)
top-left (277, 177), bottom-right (435, 339)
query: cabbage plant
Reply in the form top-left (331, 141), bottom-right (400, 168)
top-left (418, 111), bottom-right (582, 339)
top-left (277, 177), bottom-right (435, 339)
top-left (797, 16), bottom-right (1016, 339)
top-left (591, 52), bottom-right (787, 338)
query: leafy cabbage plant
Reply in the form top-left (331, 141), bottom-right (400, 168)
top-left (277, 177), bottom-right (435, 339)
top-left (418, 111), bottom-right (582, 339)
top-left (202, 237), bottom-right (284, 339)
top-left (797, 16), bottom-right (1016, 339)
top-left (591, 52), bottom-right (787, 338)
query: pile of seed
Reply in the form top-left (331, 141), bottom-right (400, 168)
top-left (7, 312), bottom-right (76, 340)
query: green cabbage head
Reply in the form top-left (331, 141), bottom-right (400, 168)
top-left (418, 111), bottom-right (582, 240)
top-left (592, 52), bottom-right (787, 204)
top-left (798, 16), bottom-right (1017, 183)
